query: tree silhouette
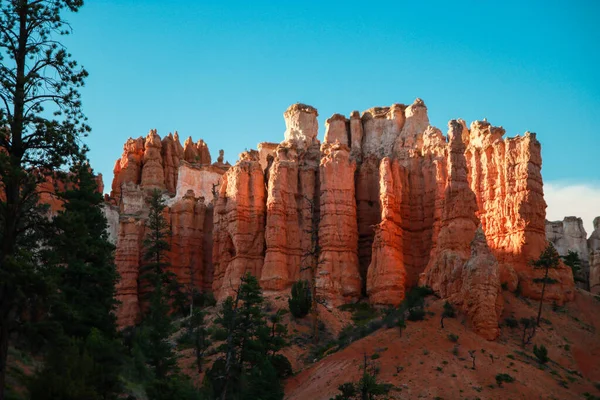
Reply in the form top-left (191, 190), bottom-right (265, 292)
top-left (0, 1), bottom-right (89, 396)
top-left (532, 243), bottom-right (560, 328)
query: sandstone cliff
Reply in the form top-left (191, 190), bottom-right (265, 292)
top-left (109, 131), bottom-right (224, 325)
top-left (260, 105), bottom-right (320, 293)
top-left (419, 120), bottom-right (502, 340)
top-left (212, 150), bottom-right (266, 301)
top-left (589, 217), bottom-right (600, 294)
top-left (546, 217), bottom-right (589, 289)
top-left (107, 100), bottom-right (577, 340)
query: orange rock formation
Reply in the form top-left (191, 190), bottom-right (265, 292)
top-left (108, 100), bottom-right (576, 339)
top-left (108, 131), bottom-right (224, 326)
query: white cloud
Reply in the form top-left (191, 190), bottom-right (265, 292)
top-left (544, 181), bottom-right (600, 236)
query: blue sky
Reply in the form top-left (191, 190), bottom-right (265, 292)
top-left (64, 0), bottom-right (600, 230)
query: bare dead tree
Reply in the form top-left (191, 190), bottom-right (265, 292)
top-left (468, 350), bottom-right (476, 370)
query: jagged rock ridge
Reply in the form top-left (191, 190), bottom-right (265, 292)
top-left (107, 99), bottom-right (577, 338)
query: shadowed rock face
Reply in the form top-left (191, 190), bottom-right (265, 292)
top-left (546, 217), bottom-right (590, 289)
top-left (108, 131), bottom-right (225, 326)
top-left (589, 217), bottom-right (600, 294)
top-left (108, 100), bottom-right (576, 339)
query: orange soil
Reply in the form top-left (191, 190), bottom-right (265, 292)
top-left (284, 290), bottom-right (600, 400)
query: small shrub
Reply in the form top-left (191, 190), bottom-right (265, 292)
top-left (533, 344), bottom-right (549, 364)
top-left (271, 354), bottom-right (293, 378)
top-left (423, 349), bottom-right (429, 355)
top-left (397, 318), bottom-right (406, 335)
top-left (452, 345), bottom-right (459, 356)
top-left (371, 353), bottom-right (380, 360)
top-left (515, 282), bottom-right (522, 297)
top-left (382, 306), bottom-right (402, 328)
top-left (563, 344), bottom-right (570, 351)
top-left (495, 373), bottom-right (515, 386)
top-left (501, 282), bottom-right (508, 290)
top-left (442, 301), bottom-right (456, 318)
top-left (407, 307), bottom-right (425, 321)
top-left (288, 280), bottom-right (312, 318)
top-left (447, 333), bottom-right (459, 343)
top-left (504, 316), bottom-right (518, 328)
top-left (436, 366), bottom-right (443, 372)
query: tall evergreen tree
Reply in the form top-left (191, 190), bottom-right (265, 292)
top-left (206, 273), bottom-right (288, 400)
top-left (136, 189), bottom-right (199, 400)
top-left (0, 1), bottom-right (89, 396)
top-left (139, 189), bottom-right (179, 380)
top-left (50, 163), bottom-right (119, 339)
top-left (533, 243), bottom-right (560, 328)
top-left (30, 162), bottom-right (123, 399)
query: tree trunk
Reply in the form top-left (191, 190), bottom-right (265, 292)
top-left (0, 3), bottom-right (29, 396)
top-left (0, 322), bottom-right (9, 400)
top-left (536, 266), bottom-right (549, 328)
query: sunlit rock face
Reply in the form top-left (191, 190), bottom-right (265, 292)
top-left (419, 120), bottom-right (502, 340)
top-left (212, 150), bottom-right (266, 301)
top-left (108, 99), bottom-right (576, 340)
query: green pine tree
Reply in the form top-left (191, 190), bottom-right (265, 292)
top-left (31, 162), bottom-right (123, 399)
top-left (137, 189), bottom-right (199, 400)
top-left (0, 1), bottom-right (90, 394)
top-left (206, 273), bottom-right (289, 400)
top-left (532, 243), bottom-right (560, 328)
top-left (139, 190), bottom-right (179, 379)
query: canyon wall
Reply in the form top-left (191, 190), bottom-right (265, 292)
top-left (546, 217), bottom-right (589, 289)
top-left (108, 99), bottom-right (577, 339)
top-left (108, 132), bottom-right (225, 326)
top-left (590, 218), bottom-right (600, 294)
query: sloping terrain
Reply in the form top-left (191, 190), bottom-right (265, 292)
top-left (285, 290), bottom-right (600, 400)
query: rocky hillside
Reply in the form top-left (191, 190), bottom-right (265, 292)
top-left (103, 98), bottom-right (580, 341)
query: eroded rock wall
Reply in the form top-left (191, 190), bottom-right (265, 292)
top-left (589, 217), bottom-right (600, 294)
top-left (463, 122), bottom-right (574, 303)
top-left (110, 131), bottom-right (224, 326)
top-left (260, 105), bottom-right (320, 292)
top-left (108, 100), bottom-right (577, 339)
top-left (212, 150), bottom-right (266, 301)
top-left (419, 120), bottom-right (502, 340)
top-left (546, 217), bottom-right (589, 289)
top-left (317, 141), bottom-right (361, 305)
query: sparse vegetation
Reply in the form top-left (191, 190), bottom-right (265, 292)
top-left (532, 243), bottom-right (561, 329)
top-left (447, 333), bottom-right (459, 343)
top-left (495, 373), bottom-right (515, 386)
top-left (504, 316), bottom-right (519, 328)
top-left (330, 353), bottom-right (391, 400)
top-left (441, 301), bottom-right (456, 328)
top-left (520, 317), bottom-right (537, 346)
top-left (533, 344), bottom-right (549, 364)
top-left (562, 250), bottom-right (585, 283)
top-left (289, 280), bottom-right (312, 318)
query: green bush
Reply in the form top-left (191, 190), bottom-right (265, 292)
top-left (407, 307), bottom-right (425, 321)
top-left (288, 280), bottom-right (312, 318)
top-left (442, 301), bottom-right (456, 318)
top-left (270, 354), bottom-right (293, 378)
top-left (495, 373), bottom-right (515, 386)
top-left (504, 316), bottom-right (519, 328)
top-left (447, 333), bottom-right (459, 343)
top-left (533, 344), bottom-right (549, 364)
